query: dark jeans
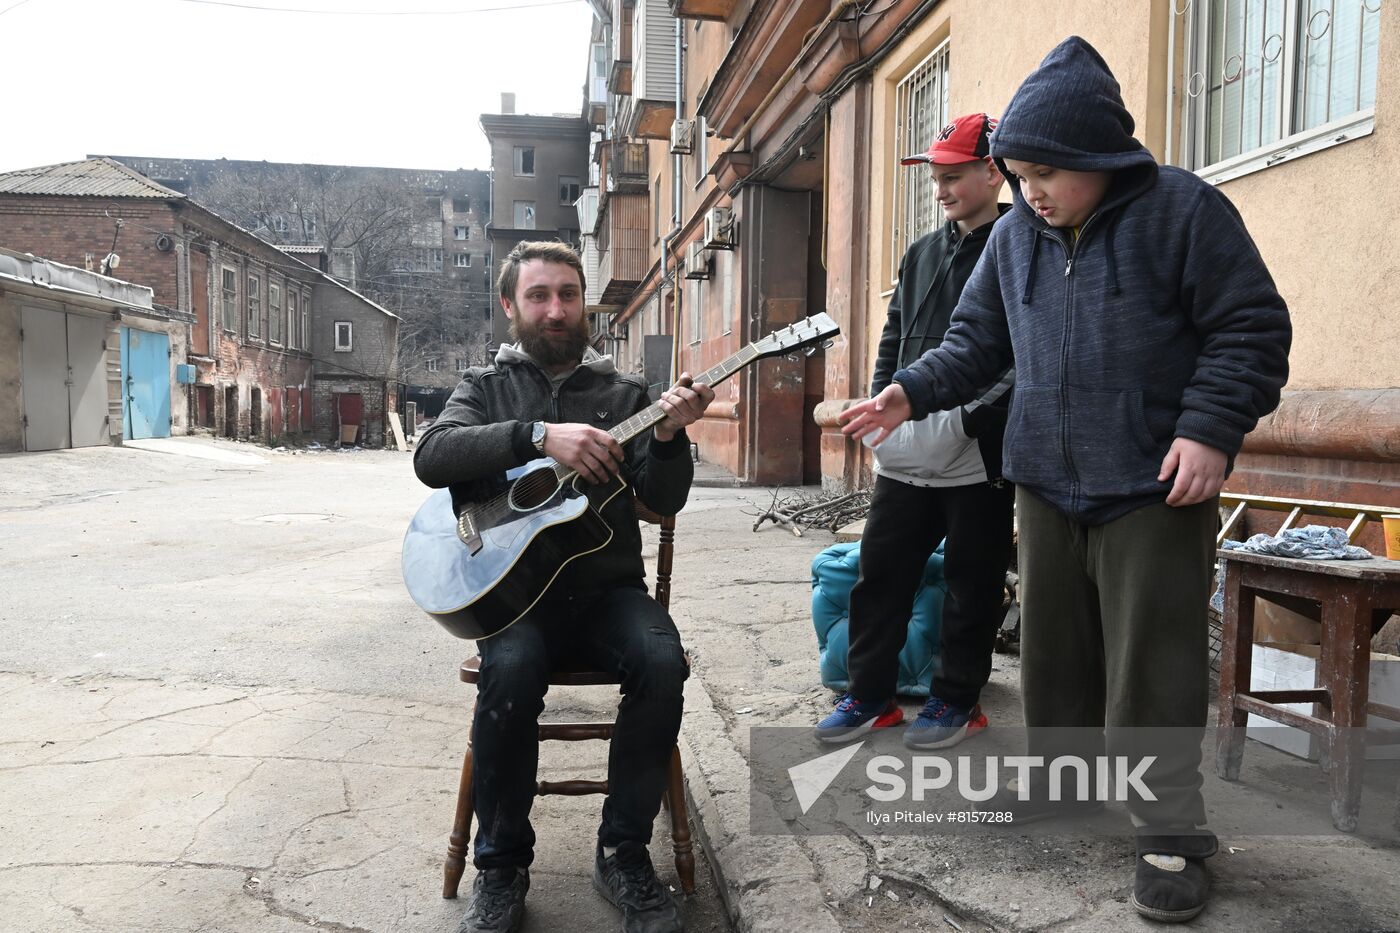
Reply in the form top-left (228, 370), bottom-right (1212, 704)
top-left (847, 474), bottom-right (1015, 707)
top-left (1017, 488), bottom-right (1217, 828)
top-left (470, 583), bottom-right (688, 870)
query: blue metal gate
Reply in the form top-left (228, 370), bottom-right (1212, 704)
top-left (121, 327), bottom-right (171, 440)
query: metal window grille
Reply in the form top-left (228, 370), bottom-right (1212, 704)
top-left (1179, 0), bottom-right (1381, 170)
top-left (891, 40), bottom-right (951, 285)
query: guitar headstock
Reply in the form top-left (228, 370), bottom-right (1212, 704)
top-left (751, 312), bottom-right (840, 360)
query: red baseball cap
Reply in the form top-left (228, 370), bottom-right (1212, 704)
top-left (900, 113), bottom-right (998, 166)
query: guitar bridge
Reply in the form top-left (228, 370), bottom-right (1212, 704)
top-left (457, 510), bottom-right (484, 555)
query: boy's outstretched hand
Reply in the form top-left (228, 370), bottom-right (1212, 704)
top-left (839, 384), bottom-right (912, 447)
top-left (1159, 437), bottom-right (1227, 507)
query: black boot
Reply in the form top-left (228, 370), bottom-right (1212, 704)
top-left (1130, 829), bottom-right (1218, 923)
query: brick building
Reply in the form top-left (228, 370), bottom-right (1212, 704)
top-left (97, 155), bottom-right (492, 390)
top-left (0, 158), bottom-right (397, 448)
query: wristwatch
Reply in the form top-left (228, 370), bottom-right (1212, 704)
top-left (530, 421), bottom-right (548, 455)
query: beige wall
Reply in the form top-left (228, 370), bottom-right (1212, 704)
top-left (862, 0), bottom-right (1395, 396)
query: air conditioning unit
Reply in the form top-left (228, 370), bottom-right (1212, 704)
top-left (669, 118), bottom-right (695, 155)
top-left (684, 242), bottom-right (710, 280)
top-left (702, 206), bottom-right (735, 250)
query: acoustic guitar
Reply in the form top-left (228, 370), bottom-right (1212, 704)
top-left (401, 312), bottom-right (840, 640)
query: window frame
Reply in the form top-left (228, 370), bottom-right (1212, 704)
top-left (454, 225), bottom-right (470, 240)
top-left (889, 39), bottom-right (951, 287)
top-left (220, 266), bottom-right (238, 332)
top-left (426, 358), bottom-right (441, 373)
top-left (513, 201), bottom-right (537, 229)
top-left (1177, 0), bottom-right (1380, 185)
top-left (269, 281), bottom-right (282, 345)
top-left (247, 271), bottom-right (262, 339)
top-left (559, 175), bottom-right (581, 206)
top-left (513, 146), bottom-right (536, 177)
top-left (333, 320), bottom-right (353, 353)
top-left (454, 252), bottom-right (472, 268)
top-left (288, 290), bottom-right (300, 349)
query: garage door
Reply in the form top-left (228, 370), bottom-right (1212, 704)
top-left (20, 307), bottom-right (109, 451)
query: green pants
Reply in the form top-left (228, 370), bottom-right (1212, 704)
top-left (1017, 488), bottom-right (1217, 828)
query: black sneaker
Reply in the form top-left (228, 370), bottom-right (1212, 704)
top-left (457, 867), bottom-right (528, 933)
top-left (593, 841), bottom-right (683, 933)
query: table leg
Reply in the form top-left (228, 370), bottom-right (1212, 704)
top-left (1322, 591), bottom-right (1372, 833)
top-left (1216, 565), bottom-right (1254, 782)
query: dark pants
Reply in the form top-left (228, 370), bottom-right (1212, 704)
top-left (1017, 488), bottom-right (1217, 828)
top-left (847, 474), bottom-right (1015, 707)
top-left (470, 584), bottom-right (688, 870)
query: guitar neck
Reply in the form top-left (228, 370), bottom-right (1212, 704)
top-left (548, 343), bottom-right (763, 482)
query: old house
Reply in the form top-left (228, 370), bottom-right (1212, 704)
top-left (0, 158), bottom-right (399, 448)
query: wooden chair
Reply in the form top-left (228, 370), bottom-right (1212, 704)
top-left (442, 504), bottom-right (696, 899)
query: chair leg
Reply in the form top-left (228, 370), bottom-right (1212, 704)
top-left (665, 745), bottom-right (695, 895)
top-left (443, 720), bottom-right (476, 899)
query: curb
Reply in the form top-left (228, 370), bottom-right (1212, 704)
top-left (677, 670), bottom-right (843, 933)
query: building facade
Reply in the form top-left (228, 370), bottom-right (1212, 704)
top-left (98, 155), bottom-right (492, 391)
top-left (583, 0), bottom-right (1399, 533)
top-left (0, 159), bottom-right (398, 449)
top-left (0, 248), bottom-right (172, 452)
top-left (479, 106), bottom-right (591, 348)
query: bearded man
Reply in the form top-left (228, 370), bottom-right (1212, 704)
top-left (414, 240), bottom-right (714, 933)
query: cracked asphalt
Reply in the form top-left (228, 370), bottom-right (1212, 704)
top-left (0, 440), bottom-right (732, 933)
top-left (6, 439), bottom-right (1400, 933)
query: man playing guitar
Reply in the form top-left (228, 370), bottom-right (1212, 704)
top-left (414, 240), bottom-right (713, 933)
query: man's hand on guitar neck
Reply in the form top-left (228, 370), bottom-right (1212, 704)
top-left (655, 373), bottom-right (715, 443)
top-left (542, 423), bottom-right (625, 485)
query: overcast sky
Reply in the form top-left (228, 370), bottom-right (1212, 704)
top-left (0, 0), bottom-right (594, 174)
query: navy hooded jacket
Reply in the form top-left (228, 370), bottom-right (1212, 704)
top-left (891, 36), bottom-right (1291, 525)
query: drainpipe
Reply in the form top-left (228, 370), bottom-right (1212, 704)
top-left (666, 11), bottom-right (686, 383)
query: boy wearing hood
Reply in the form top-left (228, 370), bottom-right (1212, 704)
top-left (815, 113), bottom-right (1016, 750)
top-left (840, 38), bottom-right (1291, 923)
top-left (416, 241), bottom-right (714, 933)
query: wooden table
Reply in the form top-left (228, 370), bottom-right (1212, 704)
top-left (1215, 550), bottom-right (1400, 831)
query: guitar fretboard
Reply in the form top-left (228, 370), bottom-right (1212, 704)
top-left (549, 343), bottom-right (763, 483)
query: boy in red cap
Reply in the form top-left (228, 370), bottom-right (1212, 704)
top-left (816, 112), bottom-right (1015, 751)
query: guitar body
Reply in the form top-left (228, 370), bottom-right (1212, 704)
top-left (401, 460), bottom-right (626, 640)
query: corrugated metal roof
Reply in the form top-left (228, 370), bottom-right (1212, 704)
top-left (0, 158), bottom-right (186, 199)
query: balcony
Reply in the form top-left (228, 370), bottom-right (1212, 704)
top-left (596, 192), bottom-right (649, 305)
top-left (603, 140), bottom-right (649, 194)
top-left (608, 0), bottom-right (633, 95)
top-left (619, 0), bottom-right (677, 139)
top-left (668, 0), bottom-right (735, 20)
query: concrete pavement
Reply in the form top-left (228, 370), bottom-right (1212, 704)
top-left (3, 439), bottom-right (1400, 932)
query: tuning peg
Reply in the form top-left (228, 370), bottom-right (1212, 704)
top-left (803, 346), bottom-right (817, 356)
top-left (820, 339), bottom-right (834, 349)
top-left (784, 353), bottom-right (799, 362)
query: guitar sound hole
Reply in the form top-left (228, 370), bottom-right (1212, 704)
top-left (508, 468), bottom-right (561, 512)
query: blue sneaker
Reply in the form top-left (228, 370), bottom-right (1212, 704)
top-left (903, 698), bottom-right (987, 749)
top-left (814, 694), bottom-right (904, 743)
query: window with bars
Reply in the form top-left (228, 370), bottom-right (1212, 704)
top-left (890, 40), bottom-right (951, 285)
top-left (1180, 0), bottom-right (1381, 180)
